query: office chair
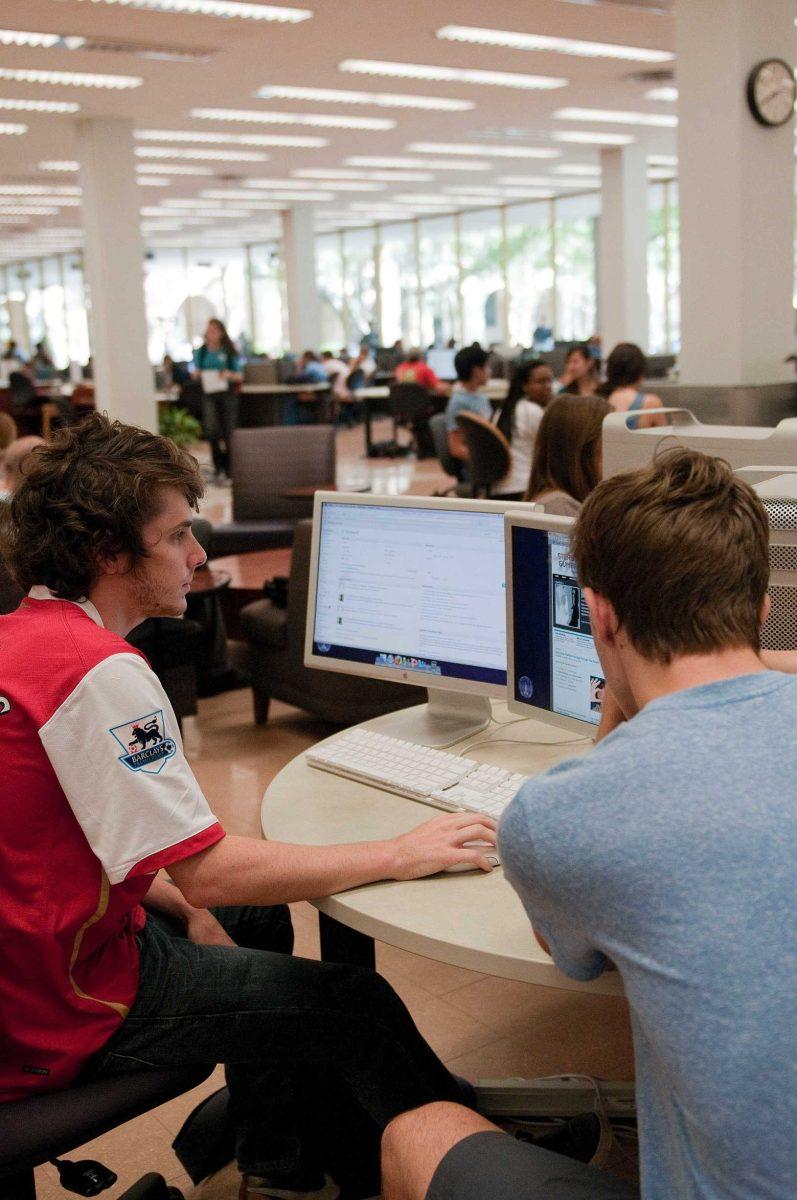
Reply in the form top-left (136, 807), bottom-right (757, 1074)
top-left (8, 372), bottom-right (41, 436)
top-left (429, 412), bottom-right (468, 497)
top-left (455, 411), bottom-right (511, 498)
top-left (0, 1064), bottom-right (213, 1199)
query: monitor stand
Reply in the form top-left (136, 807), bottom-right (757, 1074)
top-left (378, 688), bottom-right (492, 748)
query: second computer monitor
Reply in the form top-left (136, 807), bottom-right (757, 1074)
top-left (505, 510), bottom-right (603, 735)
top-left (426, 349), bottom-right (458, 381)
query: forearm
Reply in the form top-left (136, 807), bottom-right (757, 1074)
top-left (169, 833), bottom-right (396, 909)
top-left (142, 871), bottom-right (198, 925)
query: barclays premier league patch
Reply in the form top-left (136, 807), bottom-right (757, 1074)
top-left (109, 710), bottom-right (176, 775)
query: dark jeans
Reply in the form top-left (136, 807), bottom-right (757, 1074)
top-left (84, 907), bottom-right (464, 1193)
top-left (201, 389), bottom-right (240, 475)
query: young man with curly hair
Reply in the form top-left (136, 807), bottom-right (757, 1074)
top-left (381, 450), bottom-right (795, 1200)
top-left (0, 415), bottom-right (496, 1200)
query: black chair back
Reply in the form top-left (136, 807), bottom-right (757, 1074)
top-left (455, 411), bottom-right (511, 498)
top-left (429, 412), bottom-right (461, 481)
top-left (8, 372), bottom-right (36, 409)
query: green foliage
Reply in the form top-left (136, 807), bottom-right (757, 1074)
top-left (158, 405), bottom-right (202, 447)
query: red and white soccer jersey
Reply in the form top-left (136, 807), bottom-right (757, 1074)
top-left (0, 588), bottom-right (225, 1102)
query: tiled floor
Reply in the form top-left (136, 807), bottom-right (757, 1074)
top-left (33, 429), bottom-right (636, 1199)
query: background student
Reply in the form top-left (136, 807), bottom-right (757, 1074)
top-left (600, 342), bottom-right (665, 428)
top-left (524, 394), bottom-right (610, 516)
top-left (191, 317), bottom-right (243, 483)
top-left (444, 345), bottom-right (492, 464)
top-left (494, 359), bottom-right (555, 499)
top-left (556, 344), bottom-right (599, 397)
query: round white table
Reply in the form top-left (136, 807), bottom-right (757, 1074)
top-left (261, 704), bottom-right (623, 996)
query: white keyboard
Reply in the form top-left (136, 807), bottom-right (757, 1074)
top-left (306, 727), bottom-right (529, 818)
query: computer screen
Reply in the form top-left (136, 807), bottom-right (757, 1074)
top-left (426, 349), bottom-right (457, 381)
top-left (305, 494), bottom-right (516, 694)
top-left (506, 511), bottom-right (603, 734)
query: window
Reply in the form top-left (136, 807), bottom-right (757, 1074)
top-left (63, 255), bottom-right (90, 366)
top-left (316, 233), bottom-right (346, 350)
top-left (144, 248), bottom-right (191, 362)
top-left (506, 201), bottom-right (554, 348)
top-left (41, 256), bottom-right (69, 368)
top-left (249, 242), bottom-right (287, 356)
top-left (554, 193), bottom-right (598, 343)
top-left (418, 215), bottom-right (459, 347)
top-left (647, 181), bottom-right (679, 355)
top-left (459, 208), bottom-right (504, 347)
top-left (343, 227), bottom-right (377, 348)
top-left (379, 222), bottom-right (420, 346)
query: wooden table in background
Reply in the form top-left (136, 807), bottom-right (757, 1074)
top-left (207, 547), bottom-right (292, 638)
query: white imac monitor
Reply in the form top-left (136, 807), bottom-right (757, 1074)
top-left (305, 492), bottom-right (525, 744)
top-left (601, 409), bottom-right (797, 480)
top-left (426, 349), bottom-right (457, 381)
top-left (505, 510), bottom-right (603, 736)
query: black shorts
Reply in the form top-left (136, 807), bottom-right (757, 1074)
top-left (427, 1131), bottom-right (638, 1200)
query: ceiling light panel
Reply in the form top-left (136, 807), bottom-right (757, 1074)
top-left (199, 188), bottom-right (326, 201)
top-left (346, 155), bottom-right (490, 171)
top-left (339, 60), bottom-right (567, 91)
top-left (255, 84), bottom-right (473, 111)
top-left (0, 98), bottom-right (79, 113)
top-left (0, 67), bottom-right (141, 89)
top-left (555, 107), bottom-right (677, 127)
top-left (408, 142), bottom-right (560, 159)
top-left (551, 163), bottom-right (601, 175)
top-left (645, 87), bottom-right (678, 101)
top-left (69, 1), bottom-right (312, 21)
top-left (242, 177), bottom-right (379, 192)
top-left (436, 25), bottom-right (673, 64)
top-left (0, 124), bottom-right (27, 136)
top-left (191, 107), bottom-right (394, 130)
top-left (136, 163), bottom-right (216, 174)
top-left (137, 177), bottom-right (171, 185)
top-left (135, 147), bottom-right (269, 161)
top-left (136, 128), bottom-right (325, 147)
top-left (0, 184), bottom-right (81, 194)
top-left (0, 29), bottom-right (80, 48)
top-left (294, 168), bottom-right (433, 181)
top-left (39, 161), bottom-right (79, 171)
top-left (553, 131), bottom-right (636, 145)
top-left (0, 206), bottom-right (60, 215)
top-left (648, 155), bottom-right (678, 166)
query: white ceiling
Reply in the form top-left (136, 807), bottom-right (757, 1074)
top-left (0, 0), bottom-right (678, 260)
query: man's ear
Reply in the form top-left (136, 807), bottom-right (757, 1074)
top-left (96, 549), bottom-right (131, 578)
top-left (760, 593), bottom-right (772, 629)
top-left (583, 586), bottom-right (619, 646)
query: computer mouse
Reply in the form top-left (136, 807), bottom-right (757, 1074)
top-left (443, 842), bottom-right (501, 873)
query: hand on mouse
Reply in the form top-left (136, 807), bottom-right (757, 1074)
top-left (389, 812), bottom-right (498, 880)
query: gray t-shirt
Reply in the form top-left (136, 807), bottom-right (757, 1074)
top-left (445, 387), bottom-right (492, 432)
top-left (499, 671), bottom-right (797, 1200)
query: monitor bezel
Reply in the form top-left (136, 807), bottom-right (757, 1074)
top-left (504, 508), bottom-right (601, 736)
top-left (304, 491), bottom-right (532, 697)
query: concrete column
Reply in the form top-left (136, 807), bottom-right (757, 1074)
top-left (282, 204), bottom-right (321, 352)
top-left (677, 0), bottom-right (795, 385)
top-left (598, 144), bottom-right (649, 353)
top-left (76, 118), bottom-right (155, 430)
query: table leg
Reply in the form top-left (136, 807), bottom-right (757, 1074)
top-left (364, 397), bottom-right (374, 456)
top-left (318, 911), bottom-right (376, 969)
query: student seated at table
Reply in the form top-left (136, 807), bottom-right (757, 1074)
top-left (0, 414), bottom-right (498, 1200)
top-left (381, 448), bottom-right (795, 1200)
top-left (523, 394), bottom-right (609, 516)
top-left (30, 340), bottom-right (57, 380)
top-left (445, 345), bottom-right (492, 464)
top-left (293, 349), bottom-right (329, 384)
top-left (599, 342), bottom-right (665, 429)
top-left (556, 343), bottom-right (599, 397)
top-left (493, 359), bottom-right (554, 499)
top-left (396, 349), bottom-right (449, 396)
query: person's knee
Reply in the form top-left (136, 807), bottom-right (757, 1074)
top-left (382, 1102), bottom-right (490, 1200)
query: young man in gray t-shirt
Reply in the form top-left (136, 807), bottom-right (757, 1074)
top-left (380, 449), bottom-right (796, 1200)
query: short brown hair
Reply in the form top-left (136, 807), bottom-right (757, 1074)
top-left (1, 413), bottom-right (203, 601)
top-left (572, 448), bottom-right (770, 663)
top-left (525, 394), bottom-right (610, 504)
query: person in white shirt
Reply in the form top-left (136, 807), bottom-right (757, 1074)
top-left (494, 360), bottom-right (554, 498)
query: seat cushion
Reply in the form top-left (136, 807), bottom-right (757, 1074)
top-left (208, 521), bottom-right (295, 558)
top-left (239, 599), bottom-right (288, 650)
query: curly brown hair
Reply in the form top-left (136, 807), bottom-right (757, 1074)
top-left (1, 413), bottom-right (204, 601)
